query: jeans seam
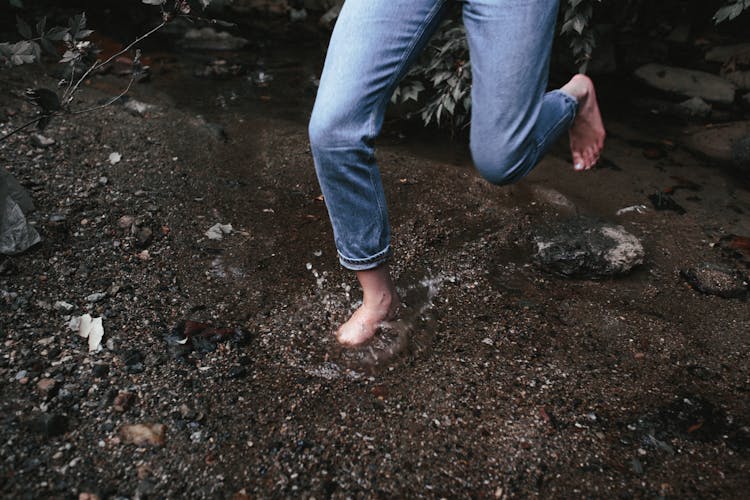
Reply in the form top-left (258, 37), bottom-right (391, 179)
top-left (534, 91), bottom-right (577, 151)
top-left (362, 0), bottom-right (448, 252)
top-left (366, 0), bottom-right (449, 141)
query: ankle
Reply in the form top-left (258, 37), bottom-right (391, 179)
top-left (363, 288), bottom-right (397, 311)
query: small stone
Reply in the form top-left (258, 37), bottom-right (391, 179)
top-left (86, 292), bottom-right (106, 303)
top-left (31, 133), bottom-right (55, 147)
top-left (124, 98), bottom-right (156, 116)
top-left (92, 363), bottom-right (109, 378)
top-left (52, 300), bottom-right (73, 311)
top-left (79, 493), bottom-right (101, 500)
top-left (136, 226), bottom-right (154, 249)
top-left (37, 378), bottom-right (57, 396)
top-left (119, 423), bottom-right (166, 446)
top-left (14, 370), bottom-right (27, 380)
top-left (109, 152), bottom-right (121, 165)
top-left (113, 391), bottom-right (136, 412)
top-left (117, 215), bottom-right (135, 229)
top-left (677, 96), bottom-right (711, 118)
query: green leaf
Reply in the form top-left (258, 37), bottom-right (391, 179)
top-left (9, 0), bottom-right (23, 8)
top-left (45, 27), bottom-right (69, 41)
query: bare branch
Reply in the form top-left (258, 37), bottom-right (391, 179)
top-left (62, 20), bottom-right (166, 106)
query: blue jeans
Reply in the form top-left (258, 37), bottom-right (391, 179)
top-left (309, 0), bottom-right (578, 270)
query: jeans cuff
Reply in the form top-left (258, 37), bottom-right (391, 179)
top-left (553, 89), bottom-right (579, 118)
top-left (338, 245), bottom-right (392, 271)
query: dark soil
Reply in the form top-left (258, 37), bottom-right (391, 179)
top-left (1, 14), bottom-right (750, 499)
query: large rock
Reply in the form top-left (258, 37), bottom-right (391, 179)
top-left (705, 43), bottom-right (750, 66)
top-left (680, 121), bottom-right (750, 168)
top-left (533, 217), bottom-right (645, 278)
top-left (681, 263), bottom-right (748, 298)
top-left (1, 169), bottom-right (41, 255)
top-left (634, 63), bottom-right (736, 104)
top-left (723, 70), bottom-right (750, 91)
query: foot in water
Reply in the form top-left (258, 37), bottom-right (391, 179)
top-left (561, 74), bottom-right (606, 171)
top-left (336, 267), bottom-right (401, 347)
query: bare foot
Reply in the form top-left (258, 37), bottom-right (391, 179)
top-left (561, 74), bottom-right (606, 171)
top-left (336, 265), bottom-right (401, 347)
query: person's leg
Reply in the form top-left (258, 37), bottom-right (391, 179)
top-left (308, 0), bottom-right (451, 346)
top-left (462, 0), bottom-right (604, 184)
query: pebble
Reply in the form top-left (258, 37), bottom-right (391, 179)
top-left (113, 391), bottom-right (136, 412)
top-left (85, 292), bottom-right (107, 303)
top-left (37, 378), bottom-right (57, 396)
top-left (54, 301), bottom-right (74, 311)
top-left (117, 215), bottom-right (135, 229)
top-left (119, 423), bottom-right (166, 446)
top-left (92, 363), bottom-right (109, 378)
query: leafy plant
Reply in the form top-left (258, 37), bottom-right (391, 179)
top-left (0, 0), bottom-right (219, 142)
top-left (392, 20), bottom-right (471, 130)
top-left (714, 0), bottom-right (750, 22)
top-left (393, 0), bottom-right (750, 131)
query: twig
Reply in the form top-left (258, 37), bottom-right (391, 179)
top-left (62, 20), bottom-right (166, 106)
top-left (71, 75), bottom-right (136, 115)
top-left (0, 114), bottom-right (50, 143)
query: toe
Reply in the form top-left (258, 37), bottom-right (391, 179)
top-left (572, 151), bottom-right (584, 171)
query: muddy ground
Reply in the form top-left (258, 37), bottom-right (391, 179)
top-left (1, 14), bottom-right (750, 499)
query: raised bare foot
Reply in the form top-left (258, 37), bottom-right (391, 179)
top-left (561, 74), bottom-right (606, 171)
top-left (336, 291), bottom-right (401, 347)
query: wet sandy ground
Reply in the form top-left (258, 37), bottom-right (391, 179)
top-left (1, 31), bottom-right (749, 498)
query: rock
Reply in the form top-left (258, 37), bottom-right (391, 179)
top-left (533, 217), bottom-right (645, 278)
top-left (205, 223), bottom-right (233, 240)
top-left (113, 391), bottom-right (136, 412)
top-left (733, 137), bottom-right (750, 167)
top-left (723, 70), bottom-right (750, 91)
top-left (0, 169), bottom-right (41, 255)
top-left (92, 363), bottom-right (109, 378)
top-left (117, 215), bottom-right (135, 229)
top-left (634, 64), bottom-right (736, 104)
top-left (37, 378), bottom-right (58, 397)
top-left (680, 121), bottom-right (750, 168)
top-left (54, 300), bottom-right (74, 311)
top-left (677, 96), bottom-right (712, 118)
top-left (31, 133), bottom-right (55, 147)
top-left (705, 43), bottom-right (750, 66)
top-left (178, 27), bottom-right (249, 51)
top-left (119, 423), bottom-right (166, 446)
top-left (123, 98), bottom-right (156, 117)
top-left (135, 226), bottom-right (153, 249)
top-left (681, 263), bottom-right (748, 298)
top-left (86, 292), bottom-right (106, 303)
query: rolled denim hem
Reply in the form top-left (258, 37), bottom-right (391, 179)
top-left (338, 245), bottom-right (392, 271)
top-left (553, 89), bottom-right (579, 118)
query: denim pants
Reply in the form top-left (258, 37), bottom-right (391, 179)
top-left (308, 0), bottom-right (578, 270)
